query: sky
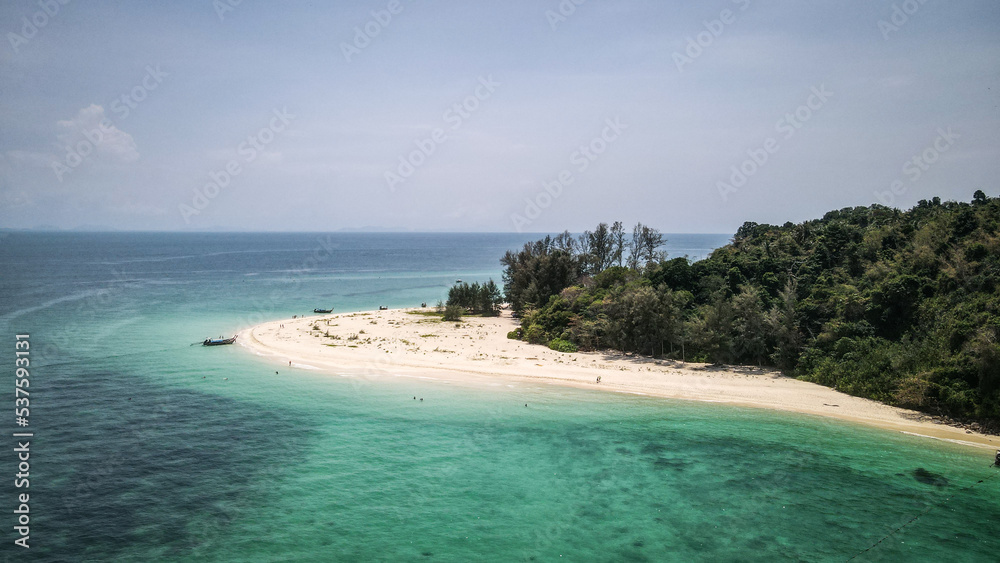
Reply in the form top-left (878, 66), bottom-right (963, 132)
top-left (0, 0), bottom-right (998, 233)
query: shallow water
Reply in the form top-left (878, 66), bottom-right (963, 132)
top-left (1, 232), bottom-right (996, 562)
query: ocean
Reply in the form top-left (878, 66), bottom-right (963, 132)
top-left (0, 232), bottom-right (997, 562)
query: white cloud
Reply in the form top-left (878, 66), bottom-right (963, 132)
top-left (0, 191), bottom-right (32, 208)
top-left (55, 104), bottom-right (139, 163)
top-left (1, 105), bottom-right (140, 181)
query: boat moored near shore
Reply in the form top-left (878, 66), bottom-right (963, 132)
top-left (203, 335), bottom-right (238, 346)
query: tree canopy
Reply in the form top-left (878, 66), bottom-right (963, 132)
top-left (446, 279), bottom-right (503, 316)
top-left (501, 194), bottom-right (1000, 428)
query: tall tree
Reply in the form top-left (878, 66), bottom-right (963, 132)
top-left (553, 230), bottom-right (577, 254)
top-left (588, 223), bottom-right (613, 273)
top-left (611, 221), bottom-right (626, 268)
top-left (627, 224), bottom-right (643, 270)
top-left (576, 232), bottom-right (593, 275)
top-left (766, 280), bottom-right (801, 369)
top-left (629, 223), bottom-right (667, 269)
top-left (640, 225), bottom-right (666, 265)
top-left (657, 286), bottom-right (691, 356)
top-left (732, 286), bottom-right (767, 365)
top-left (500, 237), bottom-right (578, 315)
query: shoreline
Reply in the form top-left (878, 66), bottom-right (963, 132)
top-left (239, 308), bottom-right (1000, 451)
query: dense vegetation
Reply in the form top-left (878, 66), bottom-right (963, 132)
top-left (501, 193), bottom-right (1000, 427)
top-left (446, 280), bottom-right (503, 316)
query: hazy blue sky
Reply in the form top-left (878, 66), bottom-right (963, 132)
top-left (1, 0), bottom-right (998, 232)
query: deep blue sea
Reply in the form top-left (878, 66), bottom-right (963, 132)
top-left (0, 232), bottom-right (997, 562)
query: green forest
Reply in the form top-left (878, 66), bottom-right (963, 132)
top-left (494, 193), bottom-right (1000, 428)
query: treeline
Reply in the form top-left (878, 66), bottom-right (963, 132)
top-left (446, 280), bottom-right (503, 316)
top-left (502, 193), bottom-right (1000, 427)
top-left (500, 221), bottom-right (667, 313)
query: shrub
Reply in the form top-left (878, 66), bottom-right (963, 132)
top-left (548, 338), bottom-right (578, 353)
top-left (965, 242), bottom-right (987, 262)
top-left (507, 328), bottom-right (522, 340)
top-left (523, 324), bottom-right (547, 345)
top-left (443, 304), bottom-right (463, 322)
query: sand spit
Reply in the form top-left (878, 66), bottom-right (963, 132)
top-left (240, 308), bottom-right (1000, 451)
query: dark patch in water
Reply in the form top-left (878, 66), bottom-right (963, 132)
top-left (34, 364), bottom-right (313, 560)
top-left (641, 443), bottom-right (666, 455)
top-left (421, 551), bottom-right (433, 557)
top-left (616, 447), bottom-right (632, 455)
top-left (653, 457), bottom-right (688, 471)
top-left (913, 467), bottom-right (949, 487)
top-left (619, 549), bottom-right (651, 562)
top-left (633, 539), bottom-right (645, 548)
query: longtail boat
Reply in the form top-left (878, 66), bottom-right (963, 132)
top-left (313, 308), bottom-right (333, 314)
top-left (203, 335), bottom-right (238, 346)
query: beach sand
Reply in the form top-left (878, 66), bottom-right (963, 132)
top-left (240, 308), bottom-right (1000, 450)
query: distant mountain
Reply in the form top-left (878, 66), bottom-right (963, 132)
top-left (336, 226), bottom-right (415, 233)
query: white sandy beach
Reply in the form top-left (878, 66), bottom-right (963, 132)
top-left (240, 308), bottom-right (1000, 450)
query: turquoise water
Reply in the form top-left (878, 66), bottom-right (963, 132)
top-left (0, 232), bottom-right (997, 562)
